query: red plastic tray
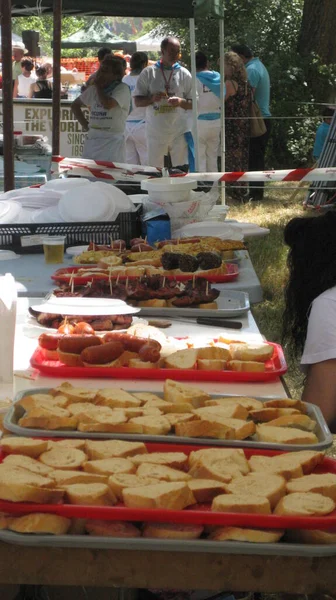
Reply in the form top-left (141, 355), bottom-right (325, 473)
top-left (30, 342), bottom-right (287, 382)
top-left (0, 443), bottom-right (335, 531)
top-left (51, 263), bottom-right (239, 285)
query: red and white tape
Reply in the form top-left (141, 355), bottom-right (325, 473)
top-left (51, 156), bottom-right (336, 183)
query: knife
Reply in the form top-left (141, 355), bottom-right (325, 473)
top-left (161, 317), bottom-right (243, 329)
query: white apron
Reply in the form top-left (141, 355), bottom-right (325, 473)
top-left (82, 129), bottom-right (126, 163)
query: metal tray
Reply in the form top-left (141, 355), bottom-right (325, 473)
top-left (0, 529), bottom-right (335, 556)
top-left (4, 388), bottom-right (333, 452)
top-left (137, 291), bottom-right (250, 319)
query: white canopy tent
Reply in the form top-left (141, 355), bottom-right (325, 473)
top-left (135, 30), bottom-right (161, 53)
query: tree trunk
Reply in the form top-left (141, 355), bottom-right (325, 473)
top-left (298, 0), bottom-right (336, 64)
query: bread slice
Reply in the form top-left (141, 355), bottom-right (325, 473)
top-left (140, 398), bottom-right (170, 410)
top-left (197, 359), bottom-right (226, 371)
top-left (83, 458), bottom-right (136, 476)
top-left (20, 404), bottom-right (71, 418)
top-left (39, 447), bottom-right (87, 470)
top-left (229, 343), bottom-right (274, 362)
top-left (187, 479), bottom-right (227, 503)
top-left (0, 481), bottom-right (63, 504)
top-left (130, 452), bottom-right (188, 471)
top-left (18, 394), bottom-right (69, 411)
top-left (136, 463), bottom-right (191, 483)
top-left (208, 527), bottom-right (284, 543)
top-left (189, 448), bottom-right (250, 475)
top-left (286, 473), bottom-right (336, 500)
top-left (133, 393), bottom-right (165, 403)
top-left (51, 470), bottom-right (108, 487)
top-left (67, 404), bottom-right (115, 421)
top-left (78, 422), bottom-right (144, 434)
top-left (165, 413), bottom-right (196, 428)
top-left (86, 520), bottom-right (141, 538)
top-left (129, 416), bottom-right (171, 435)
top-left (164, 350), bottom-right (198, 371)
top-left (225, 473), bottom-right (286, 510)
top-left (108, 473), bottom-right (158, 500)
top-left (197, 347), bottom-right (231, 361)
top-left (159, 402), bottom-right (194, 414)
top-left (279, 450), bottom-right (325, 474)
top-left (47, 440), bottom-right (86, 451)
top-left (275, 492), bottom-right (335, 516)
top-left (9, 513), bottom-right (71, 535)
top-left (0, 465), bottom-right (55, 488)
top-left (256, 425), bottom-right (318, 445)
top-left (249, 408), bottom-right (301, 422)
top-left (205, 397), bottom-right (263, 411)
top-left (212, 494), bottom-right (271, 515)
top-left (248, 455), bottom-right (303, 480)
top-left (189, 457), bottom-right (246, 484)
top-left (227, 360), bottom-right (265, 373)
top-left (264, 398), bottom-right (308, 413)
top-left (193, 405), bottom-right (249, 421)
top-left (2, 454), bottom-right (54, 476)
top-left (85, 440), bottom-right (147, 460)
top-left (287, 529), bottom-right (336, 545)
top-left (50, 382), bottom-right (98, 404)
top-left (143, 522), bottom-right (203, 540)
top-left (19, 414), bottom-right (78, 431)
top-left (65, 483), bottom-right (117, 506)
top-left (95, 389), bottom-right (141, 408)
top-left (203, 417), bottom-right (255, 440)
top-left (123, 408), bottom-right (146, 418)
top-left (1, 437), bottom-right (48, 458)
top-left (163, 379), bottom-right (210, 408)
top-left (123, 482), bottom-right (196, 510)
top-left (266, 414), bottom-right (316, 432)
top-left (175, 419), bottom-right (235, 440)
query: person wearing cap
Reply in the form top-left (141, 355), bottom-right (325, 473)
top-left (134, 36), bottom-right (193, 168)
top-left (195, 51), bottom-right (222, 172)
top-left (122, 51), bottom-right (149, 165)
top-left (13, 58), bottom-right (36, 98)
top-left (12, 47), bottom-right (25, 86)
top-left (231, 43), bottom-right (271, 201)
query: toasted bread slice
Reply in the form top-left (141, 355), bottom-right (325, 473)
top-left (205, 397), bottom-right (263, 411)
top-left (19, 414), bottom-right (78, 431)
top-left (51, 470), bottom-right (108, 487)
top-left (65, 483), bottom-right (116, 506)
top-left (212, 494), bottom-right (271, 514)
top-left (133, 393), bottom-right (164, 403)
top-left (197, 347), bottom-right (231, 361)
top-left (248, 455), bottom-right (303, 480)
top-left (229, 343), bottom-right (274, 362)
top-left (266, 414), bottom-right (316, 432)
top-left (209, 527), bottom-right (284, 543)
top-left (79, 421), bottom-right (144, 434)
top-left (2, 454), bottom-right (54, 476)
top-left (249, 408), bottom-right (301, 422)
top-left (143, 522), bottom-right (203, 540)
top-left (287, 529), bottom-right (336, 545)
top-left (164, 350), bottom-right (198, 371)
top-left (0, 481), bottom-right (63, 504)
top-left (226, 472), bottom-right (286, 510)
top-left (130, 452), bottom-right (188, 471)
top-left (175, 419), bottom-right (235, 440)
top-left (164, 379), bottom-right (210, 408)
top-left (286, 473), bottom-right (336, 500)
top-left (264, 398), bottom-right (308, 413)
top-left (39, 447), bottom-right (87, 470)
top-left (165, 413), bottom-right (196, 428)
top-left (129, 416), bottom-right (171, 435)
top-left (9, 513), bottom-right (71, 535)
top-left (85, 440), bottom-right (147, 460)
top-left (83, 458), bottom-right (136, 476)
top-left (86, 520), bottom-right (141, 538)
top-left (47, 439), bottom-right (86, 451)
top-left (136, 463), bottom-right (191, 483)
top-left (1, 437), bottom-right (48, 458)
top-left (193, 405), bottom-right (249, 421)
top-left (189, 448), bottom-right (249, 474)
top-left (95, 388), bottom-right (141, 408)
top-left (187, 479), bottom-right (227, 503)
top-left (202, 417), bottom-right (255, 440)
top-left (256, 425), bottom-right (318, 445)
top-left (275, 492), bottom-right (335, 516)
top-left (50, 383), bottom-right (97, 404)
top-left (108, 473), bottom-right (157, 500)
top-left (123, 482), bottom-right (196, 510)
top-left (227, 360), bottom-right (265, 373)
top-left (197, 360), bottom-right (226, 371)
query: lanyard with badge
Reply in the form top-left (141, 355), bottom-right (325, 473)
top-left (156, 61), bottom-right (176, 114)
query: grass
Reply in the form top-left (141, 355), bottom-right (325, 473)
top-left (226, 183), bottom-right (308, 398)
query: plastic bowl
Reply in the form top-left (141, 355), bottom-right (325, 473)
top-left (141, 178), bottom-right (197, 203)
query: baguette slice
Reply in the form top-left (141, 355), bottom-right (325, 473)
top-left (264, 398), bottom-right (308, 413)
top-left (18, 394), bottom-right (69, 411)
top-left (39, 447), bottom-right (87, 470)
top-left (143, 522), bottom-right (203, 540)
top-left (0, 437), bottom-right (48, 458)
top-left (133, 393), bottom-right (165, 403)
top-left (78, 422), bottom-right (144, 434)
top-left (83, 458), bottom-right (136, 476)
top-left (256, 425), bottom-right (318, 445)
top-left (163, 379), bottom-right (210, 408)
top-left (9, 513), bottom-right (71, 535)
top-left (159, 402), bottom-right (194, 414)
top-left (271, 450), bottom-right (324, 475)
top-left (249, 408), bottom-right (301, 422)
top-left (286, 473), bottom-right (336, 500)
top-left (165, 413), bottom-right (196, 428)
top-left (108, 474), bottom-right (158, 500)
top-left (123, 482), bottom-right (196, 510)
top-left (212, 494), bottom-right (271, 515)
top-left (193, 405), bottom-right (249, 421)
top-left (203, 417), bottom-right (255, 440)
top-left (209, 527), bottom-right (284, 543)
top-left (50, 383), bottom-right (97, 403)
top-left (2, 454), bottom-right (54, 476)
top-left (197, 359), bottom-right (226, 371)
top-left (205, 397), bottom-right (263, 411)
top-left (130, 452), bottom-right (188, 471)
top-left (187, 479), bottom-right (227, 503)
top-left (227, 360), bottom-right (265, 373)
top-left (0, 481), bottom-right (63, 504)
top-left (95, 388), bottom-right (141, 408)
top-left (274, 492), bottom-right (335, 516)
top-left (229, 343), bottom-right (274, 362)
top-left (65, 483), bottom-right (117, 506)
top-left (51, 470), bottom-right (108, 487)
top-left (189, 448), bottom-right (250, 474)
top-left (175, 419), bottom-right (235, 440)
top-left (266, 414), bottom-right (316, 432)
top-left (129, 416), bottom-right (171, 435)
top-left (85, 440), bottom-right (147, 460)
top-left (287, 529), bottom-right (336, 545)
top-left (86, 520), bottom-right (141, 538)
top-left (197, 347), bottom-right (231, 361)
top-left (248, 455), bottom-right (303, 480)
top-left (18, 415), bottom-right (78, 431)
top-left (225, 472), bottom-right (286, 510)
top-left (136, 463), bottom-right (192, 483)
top-left (164, 350), bottom-right (198, 371)
top-left (47, 440), bottom-right (86, 451)
top-left (0, 465), bottom-right (55, 488)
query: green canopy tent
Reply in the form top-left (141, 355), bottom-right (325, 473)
top-left (57, 20), bottom-right (136, 53)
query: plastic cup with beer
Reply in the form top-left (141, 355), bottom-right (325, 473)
top-left (42, 236), bottom-right (66, 264)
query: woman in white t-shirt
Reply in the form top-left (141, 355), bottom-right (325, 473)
top-left (13, 58), bottom-right (36, 98)
top-left (283, 212), bottom-right (336, 430)
top-left (71, 55), bottom-right (131, 162)
top-left (122, 51), bottom-right (148, 165)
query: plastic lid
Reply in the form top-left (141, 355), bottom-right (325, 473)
top-left (141, 178), bottom-right (197, 193)
top-left (31, 297), bottom-right (140, 316)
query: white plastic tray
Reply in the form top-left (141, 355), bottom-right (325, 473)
top-left (137, 291), bottom-right (250, 319)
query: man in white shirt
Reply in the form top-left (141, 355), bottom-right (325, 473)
top-left (134, 36), bottom-right (193, 168)
top-left (196, 51), bottom-right (221, 172)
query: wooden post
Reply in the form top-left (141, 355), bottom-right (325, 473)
top-left (52, 0), bottom-right (62, 157)
top-left (1, 0), bottom-right (14, 191)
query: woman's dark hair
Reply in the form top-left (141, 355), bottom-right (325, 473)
top-left (282, 212), bottom-right (336, 357)
top-left (98, 47), bottom-right (111, 62)
top-left (130, 51), bottom-right (148, 73)
top-left (231, 44), bottom-right (253, 59)
top-left (36, 66), bottom-right (47, 78)
top-left (21, 59), bottom-right (34, 72)
top-left (196, 51), bottom-right (208, 70)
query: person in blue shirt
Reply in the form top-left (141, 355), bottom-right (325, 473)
top-left (313, 107), bottom-right (334, 161)
top-left (231, 43), bottom-right (271, 201)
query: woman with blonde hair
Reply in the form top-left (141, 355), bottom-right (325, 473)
top-left (224, 51), bottom-right (251, 201)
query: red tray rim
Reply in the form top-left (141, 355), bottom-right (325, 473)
top-left (30, 341), bottom-right (287, 383)
top-left (0, 443), bottom-right (335, 530)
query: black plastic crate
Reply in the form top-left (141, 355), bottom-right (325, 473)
top-left (0, 205), bottom-right (142, 254)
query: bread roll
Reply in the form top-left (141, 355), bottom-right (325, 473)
top-left (226, 472), bottom-right (286, 510)
top-left (65, 483), bottom-right (117, 506)
top-left (209, 527), bottom-right (284, 543)
top-left (274, 492), bottom-right (335, 516)
top-left (9, 513), bottom-right (71, 535)
top-left (212, 494), bottom-right (271, 515)
top-left (123, 482), bottom-right (196, 510)
top-left (143, 522), bottom-right (203, 540)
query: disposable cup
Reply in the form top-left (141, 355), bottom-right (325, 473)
top-left (42, 236), bottom-right (66, 264)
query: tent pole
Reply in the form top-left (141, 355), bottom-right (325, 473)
top-left (1, 0), bottom-right (14, 191)
top-left (52, 0), bottom-right (62, 156)
top-left (189, 18), bottom-right (199, 172)
top-left (219, 18), bottom-right (225, 204)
